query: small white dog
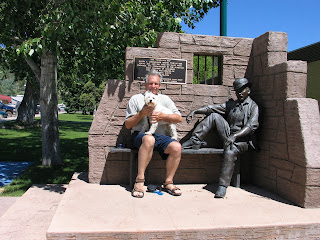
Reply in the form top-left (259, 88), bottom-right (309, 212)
top-left (139, 91), bottom-right (178, 140)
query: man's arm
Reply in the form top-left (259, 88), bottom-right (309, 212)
top-left (225, 102), bottom-right (259, 146)
top-left (151, 112), bottom-right (182, 124)
top-left (125, 105), bottom-right (154, 129)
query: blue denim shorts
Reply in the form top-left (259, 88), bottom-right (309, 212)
top-left (132, 132), bottom-right (177, 160)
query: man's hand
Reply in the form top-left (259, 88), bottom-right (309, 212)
top-left (140, 105), bottom-right (154, 117)
top-left (225, 134), bottom-right (237, 147)
top-left (150, 111), bottom-right (164, 124)
top-left (186, 111), bottom-right (195, 124)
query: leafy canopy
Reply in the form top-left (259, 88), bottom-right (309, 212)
top-left (0, 0), bottom-right (220, 111)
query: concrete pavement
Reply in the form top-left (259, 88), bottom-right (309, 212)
top-left (1, 173), bottom-right (320, 240)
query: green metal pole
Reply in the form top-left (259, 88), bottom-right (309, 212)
top-left (220, 0), bottom-right (227, 36)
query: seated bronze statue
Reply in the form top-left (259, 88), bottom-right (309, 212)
top-left (182, 78), bottom-right (259, 198)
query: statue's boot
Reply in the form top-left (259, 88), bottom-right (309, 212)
top-left (214, 185), bottom-right (227, 198)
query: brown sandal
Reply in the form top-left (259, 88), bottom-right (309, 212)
top-left (131, 178), bottom-right (145, 198)
top-left (163, 181), bottom-right (182, 196)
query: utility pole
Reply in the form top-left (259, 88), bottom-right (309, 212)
top-left (220, 0), bottom-right (227, 36)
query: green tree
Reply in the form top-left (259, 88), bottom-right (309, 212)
top-left (0, 0), bottom-right (220, 166)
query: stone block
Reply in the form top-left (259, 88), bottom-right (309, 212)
top-left (304, 186), bottom-right (320, 208)
top-left (286, 72), bottom-right (307, 98)
top-left (234, 38), bottom-right (253, 56)
top-left (277, 177), bottom-right (305, 208)
top-left (275, 101), bottom-right (284, 116)
top-left (180, 45), bottom-right (233, 55)
top-left (262, 116), bottom-right (279, 130)
top-left (88, 147), bottom-right (106, 183)
top-left (222, 65), bottom-right (234, 87)
top-left (267, 32), bottom-right (288, 52)
top-left (88, 134), bottom-right (117, 147)
top-left (285, 99), bottom-right (320, 168)
top-left (186, 69), bottom-right (194, 84)
top-left (181, 52), bottom-right (194, 70)
top-left (253, 32), bottom-right (269, 57)
top-left (273, 73), bottom-right (287, 101)
top-left (181, 84), bottom-right (228, 97)
top-left (286, 60), bottom-right (307, 73)
top-left (179, 33), bottom-right (195, 45)
top-left (223, 55), bottom-right (250, 66)
top-left (253, 151), bottom-right (270, 169)
top-left (212, 96), bottom-right (229, 104)
top-left (157, 32), bottom-right (180, 49)
top-left (126, 47), bottom-right (181, 60)
top-left (270, 142), bottom-right (288, 160)
top-left (221, 37), bottom-right (242, 48)
top-left (253, 55), bottom-right (263, 76)
top-left (292, 165), bottom-right (306, 185)
top-left (193, 35), bottom-right (221, 47)
top-left (234, 65), bottom-right (247, 79)
top-left (269, 166), bottom-right (277, 180)
top-left (257, 141), bottom-right (270, 151)
top-left (271, 157), bottom-right (295, 172)
top-left (276, 117), bottom-right (287, 143)
top-left (267, 51), bottom-right (287, 67)
top-left (170, 94), bottom-right (194, 102)
top-left (104, 160), bottom-right (130, 184)
top-left (174, 168), bottom-right (208, 183)
top-left (126, 47), bottom-right (158, 60)
top-left (259, 128), bottom-right (277, 142)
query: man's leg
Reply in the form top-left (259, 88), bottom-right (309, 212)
top-left (164, 141), bottom-right (182, 195)
top-left (133, 135), bottom-right (155, 198)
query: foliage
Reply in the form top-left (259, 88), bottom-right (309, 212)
top-left (0, 70), bottom-right (25, 96)
top-left (0, 113), bottom-right (93, 196)
top-left (193, 55), bottom-right (220, 84)
top-left (0, 0), bottom-right (220, 113)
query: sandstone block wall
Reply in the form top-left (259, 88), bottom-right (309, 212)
top-left (88, 31), bottom-right (320, 208)
top-left (247, 32), bottom-right (320, 208)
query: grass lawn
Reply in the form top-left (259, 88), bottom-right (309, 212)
top-left (0, 113), bottom-right (93, 196)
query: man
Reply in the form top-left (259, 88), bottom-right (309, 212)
top-left (125, 70), bottom-right (182, 198)
top-left (182, 78), bottom-right (259, 198)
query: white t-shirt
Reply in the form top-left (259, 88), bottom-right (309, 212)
top-left (125, 93), bottom-right (180, 133)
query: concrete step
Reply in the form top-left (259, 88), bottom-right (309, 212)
top-left (0, 184), bottom-right (67, 240)
top-left (47, 173), bottom-right (320, 239)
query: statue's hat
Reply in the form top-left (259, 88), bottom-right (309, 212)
top-left (233, 78), bottom-right (251, 91)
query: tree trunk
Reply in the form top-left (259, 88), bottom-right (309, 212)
top-left (16, 57), bottom-right (41, 125)
top-left (40, 51), bottom-right (62, 166)
top-left (16, 77), bottom-right (39, 125)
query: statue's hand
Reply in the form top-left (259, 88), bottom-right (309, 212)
top-left (186, 111), bottom-right (195, 124)
top-left (225, 134), bottom-right (236, 147)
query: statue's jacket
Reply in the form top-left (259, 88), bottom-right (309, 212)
top-left (202, 96), bottom-right (259, 150)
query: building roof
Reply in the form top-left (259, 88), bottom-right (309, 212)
top-left (287, 41), bottom-right (320, 63)
top-left (0, 94), bottom-right (11, 103)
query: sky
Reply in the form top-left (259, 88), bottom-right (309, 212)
top-left (180, 0), bottom-right (320, 52)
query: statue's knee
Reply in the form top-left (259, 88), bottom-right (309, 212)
top-left (224, 149), bottom-right (238, 160)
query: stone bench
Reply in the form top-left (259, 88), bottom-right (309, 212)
top-left (109, 146), bottom-right (240, 188)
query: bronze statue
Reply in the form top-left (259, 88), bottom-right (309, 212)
top-left (182, 78), bottom-right (259, 198)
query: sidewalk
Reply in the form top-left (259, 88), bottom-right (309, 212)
top-left (0, 184), bottom-right (67, 240)
top-left (1, 173), bottom-right (320, 240)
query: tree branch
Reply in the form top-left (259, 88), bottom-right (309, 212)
top-left (25, 57), bottom-right (41, 82)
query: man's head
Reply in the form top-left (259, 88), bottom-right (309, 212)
top-left (145, 70), bottom-right (162, 95)
top-left (233, 78), bottom-right (251, 102)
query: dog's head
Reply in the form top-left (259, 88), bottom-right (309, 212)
top-left (144, 91), bottom-right (158, 107)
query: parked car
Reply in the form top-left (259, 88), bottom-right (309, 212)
top-left (35, 105), bottom-right (40, 114)
top-left (0, 101), bottom-right (16, 117)
top-left (0, 111), bottom-right (8, 119)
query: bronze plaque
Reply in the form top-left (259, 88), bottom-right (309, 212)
top-left (133, 57), bottom-right (187, 84)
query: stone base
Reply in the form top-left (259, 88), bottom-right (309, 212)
top-left (47, 173), bottom-right (320, 239)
